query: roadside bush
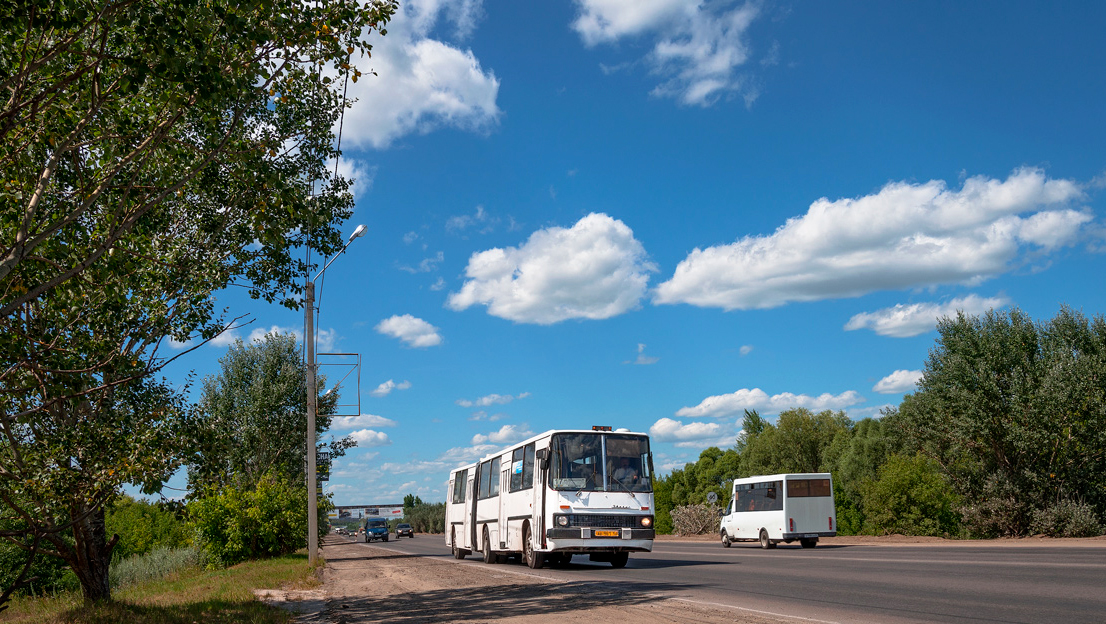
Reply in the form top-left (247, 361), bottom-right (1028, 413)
top-left (190, 474), bottom-right (313, 567)
top-left (405, 503), bottom-right (445, 534)
top-left (1030, 500), bottom-right (1104, 538)
top-left (107, 496), bottom-right (191, 560)
top-left (670, 503), bottom-right (720, 536)
top-left (958, 472), bottom-right (1031, 538)
top-left (861, 453), bottom-right (960, 537)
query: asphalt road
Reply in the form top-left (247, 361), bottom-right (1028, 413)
top-left (336, 534), bottom-right (1106, 623)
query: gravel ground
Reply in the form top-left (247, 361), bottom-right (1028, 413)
top-left (258, 533), bottom-right (1106, 623)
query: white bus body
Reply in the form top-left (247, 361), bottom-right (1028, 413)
top-left (445, 428), bottom-right (655, 568)
top-left (718, 473), bottom-right (836, 549)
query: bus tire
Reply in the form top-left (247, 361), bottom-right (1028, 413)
top-left (721, 530), bottom-right (731, 548)
top-left (523, 524), bottom-right (544, 569)
top-left (800, 538), bottom-right (818, 548)
top-left (482, 527), bottom-right (496, 564)
top-left (452, 529), bottom-right (466, 560)
top-left (759, 529), bottom-right (773, 549)
top-left (610, 552), bottom-right (629, 568)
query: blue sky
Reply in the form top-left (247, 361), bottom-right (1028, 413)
top-left (157, 0), bottom-right (1106, 506)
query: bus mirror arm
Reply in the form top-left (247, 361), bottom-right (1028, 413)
top-left (535, 449), bottom-right (549, 470)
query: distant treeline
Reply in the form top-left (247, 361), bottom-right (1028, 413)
top-left (656, 306), bottom-right (1106, 539)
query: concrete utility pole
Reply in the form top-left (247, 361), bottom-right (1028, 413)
top-left (305, 224), bottom-right (366, 566)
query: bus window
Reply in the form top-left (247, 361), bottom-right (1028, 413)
top-left (488, 457), bottom-right (501, 497)
top-left (550, 433), bottom-right (652, 493)
top-left (452, 469), bottom-right (468, 503)
top-left (789, 478), bottom-right (831, 497)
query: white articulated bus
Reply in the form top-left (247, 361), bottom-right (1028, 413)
top-left (718, 473), bottom-right (837, 549)
top-left (445, 427), bottom-right (654, 569)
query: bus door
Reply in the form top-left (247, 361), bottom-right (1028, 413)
top-left (464, 472), bottom-right (475, 550)
top-left (497, 465), bottom-right (507, 549)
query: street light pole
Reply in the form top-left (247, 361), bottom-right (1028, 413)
top-left (305, 224), bottom-right (366, 566)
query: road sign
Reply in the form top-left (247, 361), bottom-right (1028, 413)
top-left (707, 491), bottom-right (718, 504)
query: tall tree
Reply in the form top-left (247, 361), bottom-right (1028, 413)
top-left (899, 306), bottom-right (1106, 536)
top-left (187, 333), bottom-right (354, 492)
top-left (0, 0), bottom-right (397, 603)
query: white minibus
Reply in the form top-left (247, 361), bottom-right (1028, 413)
top-left (445, 427), bottom-right (654, 568)
top-left (718, 473), bottom-right (836, 548)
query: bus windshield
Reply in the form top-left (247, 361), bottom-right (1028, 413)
top-left (549, 433), bottom-right (652, 493)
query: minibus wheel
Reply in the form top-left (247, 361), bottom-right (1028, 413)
top-left (721, 530), bottom-right (731, 548)
top-left (800, 538), bottom-right (817, 548)
top-left (759, 529), bottom-right (776, 549)
top-left (610, 552), bottom-right (629, 568)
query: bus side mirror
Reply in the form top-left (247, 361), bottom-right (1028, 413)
top-left (535, 448), bottom-right (549, 470)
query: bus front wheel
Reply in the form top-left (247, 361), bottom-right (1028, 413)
top-left (721, 530), bottom-right (731, 548)
top-left (523, 524), bottom-right (544, 569)
top-left (610, 552), bottom-right (629, 568)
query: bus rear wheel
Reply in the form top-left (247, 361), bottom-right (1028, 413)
top-left (610, 552), bottom-right (629, 568)
top-left (800, 538), bottom-right (818, 548)
top-left (721, 530), bottom-right (731, 548)
top-left (452, 528), bottom-right (466, 560)
top-left (482, 527), bottom-right (496, 564)
top-left (523, 524), bottom-right (544, 569)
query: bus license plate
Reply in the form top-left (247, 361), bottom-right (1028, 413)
top-left (594, 530), bottom-right (619, 537)
top-left (804, 534), bottom-right (818, 538)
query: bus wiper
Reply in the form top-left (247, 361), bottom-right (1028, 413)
top-left (611, 476), bottom-right (636, 499)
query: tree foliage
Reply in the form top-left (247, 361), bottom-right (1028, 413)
top-left (186, 332), bottom-right (353, 492)
top-left (189, 473), bottom-right (328, 568)
top-left (899, 306), bottom-right (1106, 536)
top-left (0, 0), bottom-right (397, 603)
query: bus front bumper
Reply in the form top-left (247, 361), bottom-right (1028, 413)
top-left (545, 528), bottom-right (654, 552)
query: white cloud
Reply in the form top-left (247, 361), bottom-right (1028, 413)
top-left (447, 205), bottom-right (496, 233)
top-left (873, 370), bottom-right (923, 394)
top-left (370, 379), bottom-right (413, 397)
top-left (332, 414), bottom-right (398, 430)
top-left (572, 0), bottom-right (764, 106)
top-left (468, 410), bottom-right (508, 422)
top-left (455, 392), bottom-right (530, 408)
top-left (676, 388), bottom-right (865, 418)
top-left (339, 0), bottom-right (500, 149)
top-left (399, 251), bottom-right (444, 274)
top-left (471, 424), bottom-right (534, 446)
top-left (649, 417), bottom-right (737, 448)
top-left (655, 169), bottom-right (1087, 311)
top-left (447, 213), bottom-right (657, 324)
top-left (629, 342), bottom-right (659, 365)
top-left (375, 314), bottom-right (443, 347)
top-left (245, 326), bottom-right (338, 352)
top-left (739, 345), bottom-right (754, 356)
top-left (331, 158), bottom-right (377, 199)
top-left (845, 294), bottom-right (1009, 338)
top-left (349, 429), bottom-right (392, 447)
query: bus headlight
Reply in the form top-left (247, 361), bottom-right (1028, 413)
top-left (557, 515), bottom-right (569, 527)
top-left (640, 516), bottom-right (652, 528)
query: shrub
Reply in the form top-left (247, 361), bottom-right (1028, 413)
top-left (189, 474), bottom-right (316, 567)
top-left (107, 496), bottom-right (191, 560)
top-left (861, 453), bottom-right (960, 537)
top-left (670, 503), bottom-right (720, 536)
top-left (405, 503), bottom-right (445, 534)
top-left (958, 472), bottom-right (1031, 538)
top-left (1030, 500), bottom-right (1104, 538)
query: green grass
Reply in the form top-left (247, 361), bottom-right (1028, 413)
top-left (1, 553), bottom-right (320, 624)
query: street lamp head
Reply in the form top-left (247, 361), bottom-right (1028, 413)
top-left (348, 224), bottom-right (367, 243)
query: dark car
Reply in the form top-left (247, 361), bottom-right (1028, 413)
top-left (396, 523), bottom-right (414, 538)
top-left (362, 517), bottom-right (389, 542)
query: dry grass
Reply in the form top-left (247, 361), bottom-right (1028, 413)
top-left (1, 553), bottom-right (320, 624)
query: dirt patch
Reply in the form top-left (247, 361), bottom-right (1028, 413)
top-left (309, 536), bottom-right (785, 624)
